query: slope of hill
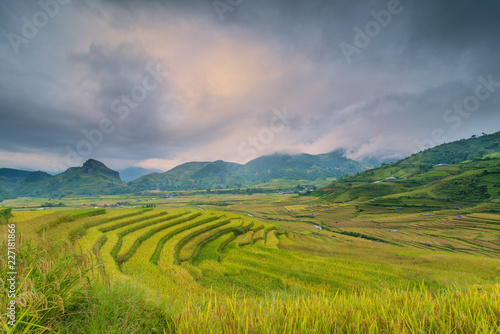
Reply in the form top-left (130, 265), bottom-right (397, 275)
top-left (17, 159), bottom-right (128, 197)
top-left (242, 150), bottom-right (367, 183)
top-left (0, 168), bottom-right (33, 201)
top-left (129, 161), bottom-right (246, 191)
top-left (0, 185), bottom-right (13, 202)
top-left (318, 132), bottom-right (500, 210)
top-left (129, 150), bottom-right (368, 191)
top-left (15, 171), bottom-right (54, 197)
top-left (0, 168), bottom-right (32, 192)
top-left (118, 167), bottom-right (163, 182)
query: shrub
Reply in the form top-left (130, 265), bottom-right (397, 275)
top-left (0, 208), bottom-right (12, 225)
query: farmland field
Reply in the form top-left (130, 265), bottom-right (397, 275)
top-left (1, 193), bottom-right (500, 333)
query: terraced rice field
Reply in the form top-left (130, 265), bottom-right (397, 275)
top-left (28, 208), bottom-right (285, 296)
top-left (320, 211), bottom-right (500, 257)
top-left (5, 206), bottom-right (500, 301)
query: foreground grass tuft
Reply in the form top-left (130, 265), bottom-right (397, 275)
top-left (0, 238), bottom-right (94, 333)
top-left (58, 283), bottom-right (170, 334)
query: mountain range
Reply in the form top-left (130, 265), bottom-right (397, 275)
top-left (0, 150), bottom-right (369, 199)
top-left (129, 150), bottom-right (368, 191)
top-left (0, 132), bottom-right (498, 202)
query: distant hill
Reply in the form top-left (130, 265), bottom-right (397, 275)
top-left (17, 159), bottom-right (128, 197)
top-left (118, 167), bottom-right (163, 182)
top-left (242, 151), bottom-right (367, 183)
top-left (0, 185), bottom-right (13, 202)
top-left (15, 171), bottom-right (54, 197)
top-left (0, 168), bottom-right (33, 201)
top-left (317, 132), bottom-right (500, 209)
top-left (129, 150), bottom-right (368, 191)
top-left (0, 168), bottom-right (32, 192)
top-left (129, 161), bottom-right (244, 191)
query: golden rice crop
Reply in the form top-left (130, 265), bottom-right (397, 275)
top-left (169, 284), bottom-right (500, 334)
top-left (177, 219), bottom-right (242, 262)
top-left (116, 210), bottom-right (189, 259)
top-left (235, 231), bottom-right (253, 246)
top-left (265, 230), bottom-right (280, 248)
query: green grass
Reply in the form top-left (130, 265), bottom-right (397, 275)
top-left (0, 238), bottom-right (94, 333)
top-left (58, 282), bottom-right (170, 334)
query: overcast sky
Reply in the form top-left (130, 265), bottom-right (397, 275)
top-left (1, 0), bottom-right (499, 172)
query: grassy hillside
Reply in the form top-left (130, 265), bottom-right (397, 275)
top-left (242, 150), bottom-right (367, 182)
top-left (55, 159), bottom-right (127, 195)
top-left (0, 185), bottom-right (13, 202)
top-left (128, 162), bottom-right (222, 191)
top-left (0, 168), bottom-right (32, 196)
top-left (15, 171), bottom-right (54, 197)
top-left (318, 132), bottom-right (500, 210)
top-left (131, 160), bottom-right (248, 191)
top-left (118, 167), bottom-right (163, 182)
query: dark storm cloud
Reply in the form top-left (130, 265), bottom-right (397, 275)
top-left (0, 0), bottom-right (499, 171)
